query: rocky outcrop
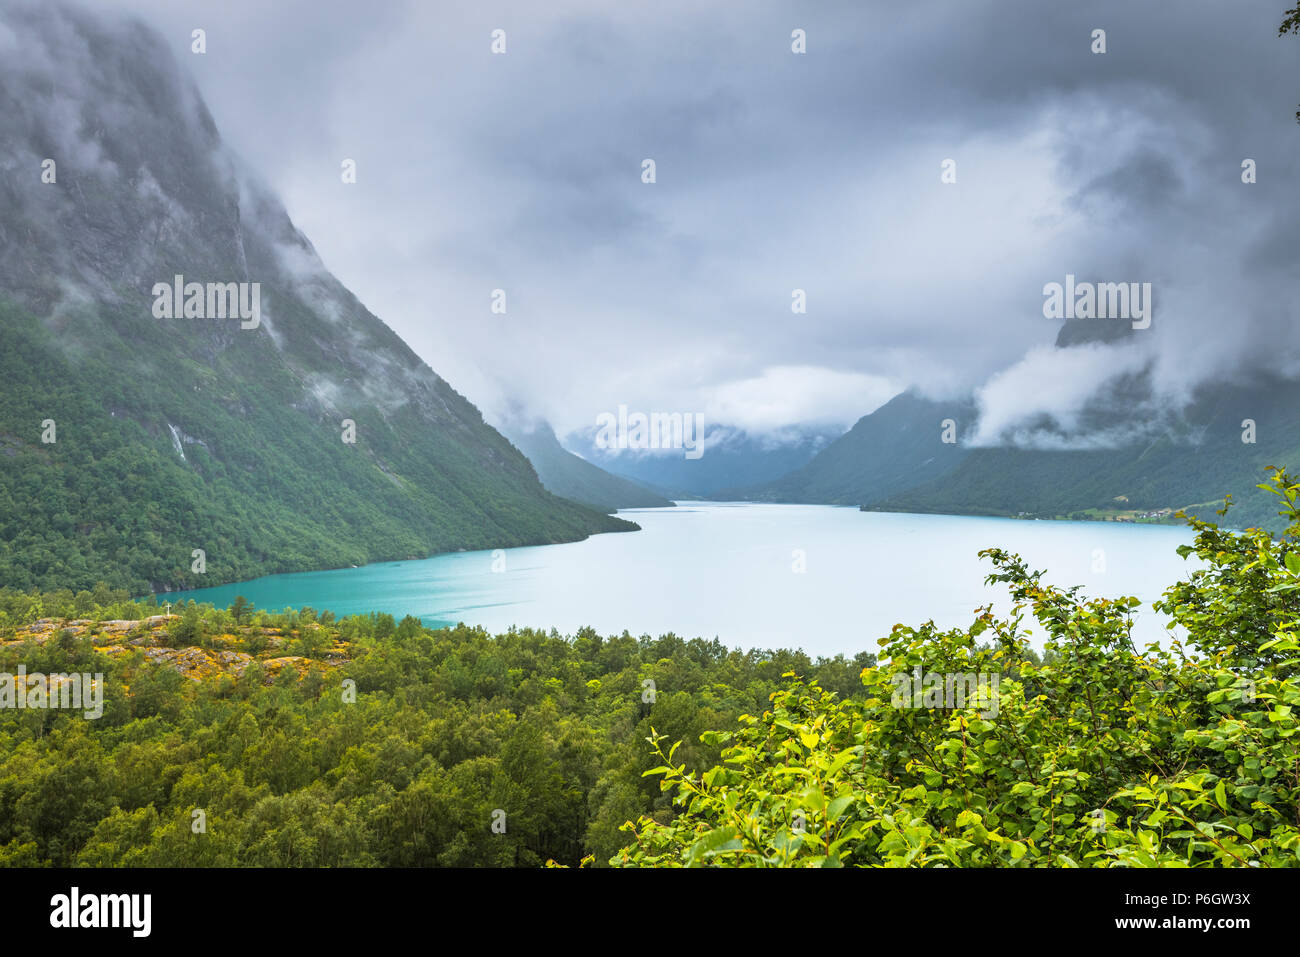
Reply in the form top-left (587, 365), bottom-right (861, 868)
top-left (1, 615), bottom-right (347, 684)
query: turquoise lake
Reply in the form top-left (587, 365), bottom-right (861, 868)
top-left (156, 503), bottom-right (1198, 657)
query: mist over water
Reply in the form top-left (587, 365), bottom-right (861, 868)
top-left (158, 504), bottom-right (1196, 656)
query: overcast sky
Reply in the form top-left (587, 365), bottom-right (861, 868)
top-left (80, 0), bottom-right (1300, 440)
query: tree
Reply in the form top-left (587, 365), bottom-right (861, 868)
top-left (230, 595), bottom-right (252, 625)
top-left (167, 603), bottom-right (203, 648)
top-left (1283, 5), bottom-right (1300, 121)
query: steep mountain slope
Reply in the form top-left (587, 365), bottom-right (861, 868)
top-left (0, 3), bottom-right (633, 594)
top-left (499, 422), bottom-right (674, 511)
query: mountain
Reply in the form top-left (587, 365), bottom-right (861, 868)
top-left (498, 422), bottom-right (674, 511)
top-left (733, 392), bottom-right (976, 504)
top-left (872, 321), bottom-right (1300, 528)
top-left (740, 320), bottom-right (1300, 530)
top-left (566, 424), bottom-right (840, 499)
top-left (875, 373), bottom-right (1300, 529)
top-left (0, 2), bottom-right (634, 595)
top-left (736, 321), bottom-right (1122, 507)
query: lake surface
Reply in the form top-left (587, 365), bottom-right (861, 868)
top-left (157, 504), bottom-right (1198, 657)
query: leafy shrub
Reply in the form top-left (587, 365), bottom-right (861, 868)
top-left (616, 470), bottom-right (1300, 867)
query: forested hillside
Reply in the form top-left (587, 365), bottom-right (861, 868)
top-left (877, 375), bottom-right (1300, 530)
top-left (0, 297), bottom-right (632, 595)
top-left (0, 585), bottom-right (872, 867)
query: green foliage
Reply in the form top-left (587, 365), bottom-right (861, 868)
top-left (1283, 4), bottom-right (1300, 34)
top-left (0, 297), bottom-right (633, 595)
top-left (0, 594), bottom-right (873, 867)
top-left (1283, 4), bottom-right (1300, 121)
top-left (616, 470), bottom-right (1300, 867)
top-left (229, 596), bottom-right (252, 626)
top-left (167, 604), bottom-right (205, 648)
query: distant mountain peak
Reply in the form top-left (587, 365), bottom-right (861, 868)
top-left (498, 419), bottom-right (674, 512)
top-left (1053, 318), bottom-right (1137, 349)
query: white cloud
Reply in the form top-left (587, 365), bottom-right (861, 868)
top-left (702, 366), bottom-right (895, 432)
top-left (970, 343), bottom-right (1155, 447)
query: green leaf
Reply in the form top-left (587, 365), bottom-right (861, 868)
top-left (827, 795), bottom-right (855, 823)
top-left (686, 826), bottom-right (742, 864)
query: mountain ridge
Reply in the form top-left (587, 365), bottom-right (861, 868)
top-left (567, 423), bottom-right (840, 499)
top-left (732, 320), bottom-right (1300, 530)
top-left (498, 421), bottom-right (675, 512)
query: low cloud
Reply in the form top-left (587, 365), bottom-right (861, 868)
top-left (701, 365), bottom-right (896, 434)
